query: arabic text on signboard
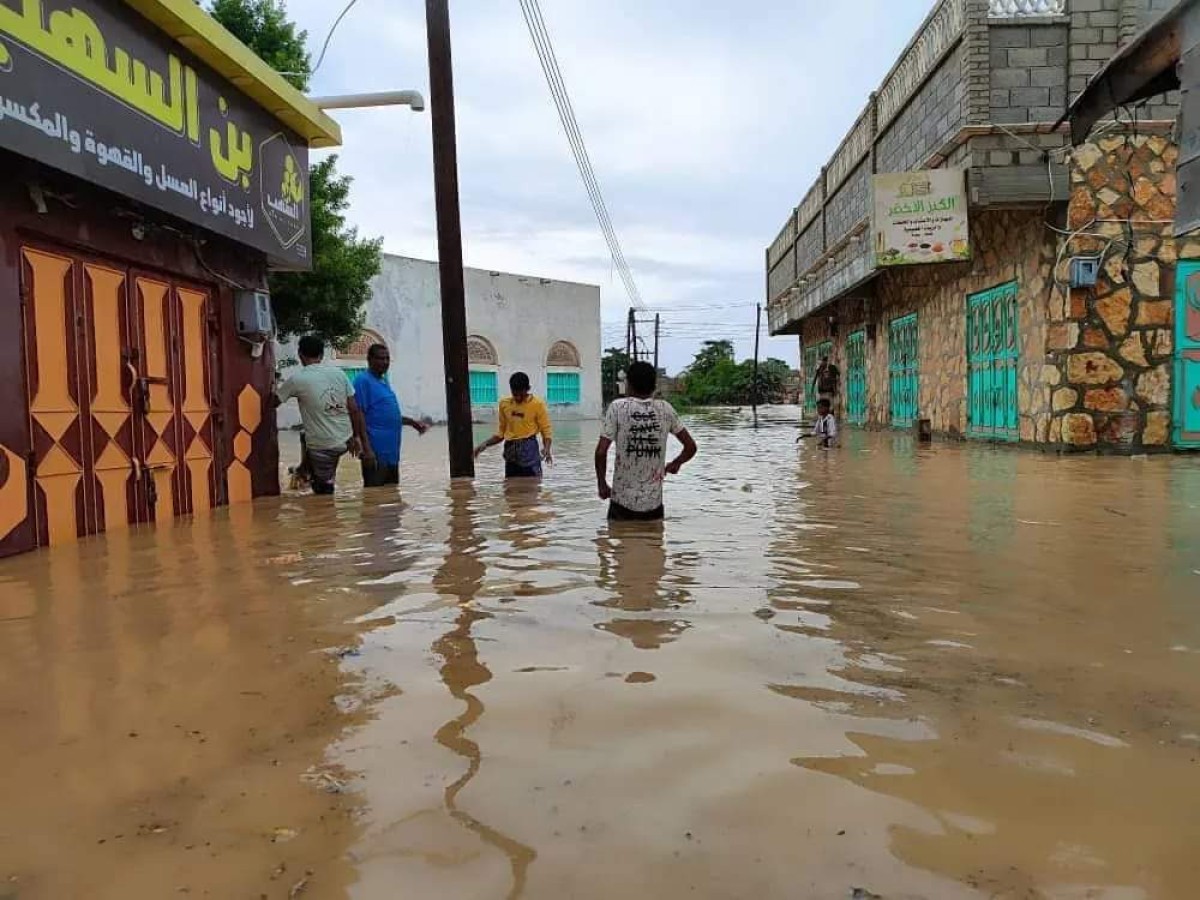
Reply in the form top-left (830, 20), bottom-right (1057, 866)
top-left (872, 169), bottom-right (970, 268)
top-left (0, 0), bottom-right (310, 268)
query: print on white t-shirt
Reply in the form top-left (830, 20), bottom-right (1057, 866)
top-left (602, 398), bottom-right (684, 512)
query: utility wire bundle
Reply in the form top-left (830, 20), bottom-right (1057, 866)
top-left (518, 0), bottom-right (644, 310)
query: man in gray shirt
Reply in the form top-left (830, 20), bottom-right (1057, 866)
top-left (275, 335), bottom-right (368, 495)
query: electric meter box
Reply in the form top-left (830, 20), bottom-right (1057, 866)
top-left (1068, 256), bottom-right (1101, 289)
top-left (235, 290), bottom-right (273, 336)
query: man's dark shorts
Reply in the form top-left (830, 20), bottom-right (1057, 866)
top-left (362, 461), bottom-right (400, 487)
top-left (307, 447), bottom-right (346, 495)
top-left (608, 501), bottom-right (665, 521)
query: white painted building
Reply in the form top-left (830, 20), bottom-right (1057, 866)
top-left (277, 254), bottom-right (602, 428)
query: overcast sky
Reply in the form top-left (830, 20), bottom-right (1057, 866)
top-left (283, 0), bottom-right (934, 373)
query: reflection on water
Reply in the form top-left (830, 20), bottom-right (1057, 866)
top-left (3, 408), bottom-right (1200, 899)
top-left (432, 483), bottom-right (536, 900)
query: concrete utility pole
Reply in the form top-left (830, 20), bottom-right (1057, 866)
top-left (426, 0), bottom-right (474, 478)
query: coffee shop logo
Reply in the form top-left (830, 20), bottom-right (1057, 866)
top-left (260, 131), bottom-right (306, 251)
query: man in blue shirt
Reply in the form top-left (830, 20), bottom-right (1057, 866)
top-left (353, 343), bottom-right (428, 487)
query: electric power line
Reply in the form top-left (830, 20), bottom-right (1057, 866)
top-left (517, 0), bottom-right (644, 309)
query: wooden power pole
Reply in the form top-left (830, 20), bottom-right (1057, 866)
top-left (653, 313), bottom-right (660, 373)
top-left (426, 0), bottom-right (474, 478)
top-left (752, 303), bottom-right (762, 425)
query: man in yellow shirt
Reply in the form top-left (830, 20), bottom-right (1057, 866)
top-left (474, 372), bottom-right (554, 478)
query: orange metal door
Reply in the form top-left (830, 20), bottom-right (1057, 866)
top-left (21, 245), bottom-right (217, 547)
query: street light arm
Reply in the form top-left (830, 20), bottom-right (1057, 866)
top-left (309, 90), bottom-right (426, 112)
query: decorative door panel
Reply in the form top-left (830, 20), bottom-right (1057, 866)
top-left (846, 330), bottom-right (867, 425)
top-left (177, 287), bottom-right (216, 515)
top-left (967, 282), bottom-right (1019, 441)
top-left (802, 344), bottom-right (819, 414)
top-left (132, 276), bottom-right (179, 521)
top-left (82, 262), bottom-right (142, 532)
top-left (22, 248), bottom-right (87, 545)
top-left (1176, 264), bottom-right (1200, 447)
top-left (889, 314), bottom-right (919, 427)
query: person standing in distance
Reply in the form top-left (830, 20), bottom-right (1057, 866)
top-left (813, 354), bottom-right (840, 404)
top-left (274, 335), bottom-right (369, 495)
top-left (595, 361), bottom-right (697, 521)
top-left (353, 343), bottom-right (429, 488)
top-left (473, 372), bottom-right (554, 478)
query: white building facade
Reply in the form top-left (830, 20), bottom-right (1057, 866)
top-left (278, 254), bottom-right (602, 428)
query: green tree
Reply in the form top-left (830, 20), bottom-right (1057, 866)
top-left (209, 0), bottom-right (311, 90)
top-left (208, 0), bottom-right (382, 346)
top-left (678, 343), bottom-right (793, 406)
top-left (601, 347), bottom-right (631, 404)
top-left (687, 340), bottom-right (735, 378)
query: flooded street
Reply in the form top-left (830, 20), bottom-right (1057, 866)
top-left (3, 411), bottom-right (1200, 899)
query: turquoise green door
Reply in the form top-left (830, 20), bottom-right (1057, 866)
top-left (1176, 262), bottom-right (1200, 447)
top-left (803, 344), bottom-right (819, 414)
top-left (846, 330), bottom-right (867, 424)
top-left (889, 314), bottom-right (918, 427)
top-left (967, 282), bottom-right (1019, 441)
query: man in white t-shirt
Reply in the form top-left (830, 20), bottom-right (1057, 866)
top-left (595, 361), bottom-right (697, 521)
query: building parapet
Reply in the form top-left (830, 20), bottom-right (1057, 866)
top-left (765, 0), bottom-right (1178, 336)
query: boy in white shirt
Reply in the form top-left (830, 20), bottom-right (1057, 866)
top-left (798, 398), bottom-right (838, 449)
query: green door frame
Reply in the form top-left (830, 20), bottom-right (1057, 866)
top-left (967, 281), bottom-right (1019, 442)
top-left (1175, 262), bottom-right (1200, 447)
top-left (889, 314), bottom-right (918, 427)
top-left (846, 330), bottom-right (867, 424)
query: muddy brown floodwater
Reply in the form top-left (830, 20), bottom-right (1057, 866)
top-left (3, 409), bottom-right (1200, 899)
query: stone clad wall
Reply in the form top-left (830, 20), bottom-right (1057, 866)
top-left (1047, 133), bottom-right (1179, 451)
top-left (873, 209), bottom-right (1054, 438)
top-left (800, 210), bottom-right (1054, 438)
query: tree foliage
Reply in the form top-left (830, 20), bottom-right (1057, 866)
top-left (209, 0), bottom-right (310, 90)
top-left (208, 0), bottom-right (382, 347)
top-left (677, 341), bottom-right (793, 406)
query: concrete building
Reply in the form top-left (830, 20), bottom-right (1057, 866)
top-left (0, 0), bottom-right (340, 558)
top-left (765, 0), bottom-right (1194, 452)
top-left (279, 254), bottom-right (602, 428)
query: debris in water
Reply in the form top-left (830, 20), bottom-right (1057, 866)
top-left (753, 608), bottom-right (776, 620)
top-left (272, 828), bottom-right (299, 844)
top-left (851, 889), bottom-right (882, 900)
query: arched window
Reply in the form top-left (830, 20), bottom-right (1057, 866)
top-left (467, 335), bottom-right (499, 366)
top-left (467, 335), bottom-right (499, 405)
top-left (334, 328), bottom-right (386, 385)
top-left (546, 340), bottom-right (581, 368)
top-left (341, 328), bottom-right (386, 361)
top-left (545, 340), bottom-right (581, 405)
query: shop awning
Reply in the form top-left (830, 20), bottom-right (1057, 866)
top-left (125, 0), bottom-right (342, 148)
